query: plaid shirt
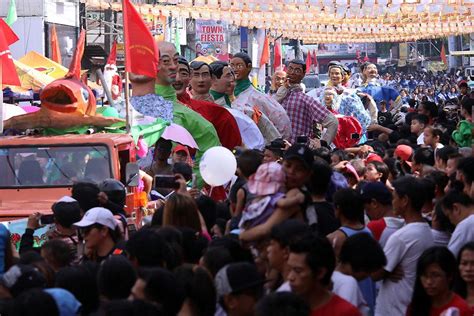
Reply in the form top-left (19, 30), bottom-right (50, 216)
top-left (281, 88), bottom-right (330, 142)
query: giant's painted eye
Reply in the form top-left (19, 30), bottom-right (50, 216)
top-left (81, 87), bottom-right (89, 103)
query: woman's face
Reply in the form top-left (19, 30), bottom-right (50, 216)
top-left (420, 263), bottom-right (451, 298)
top-left (423, 128), bottom-right (436, 146)
top-left (324, 92), bottom-right (335, 107)
top-left (365, 163), bottom-right (381, 182)
top-left (459, 249), bottom-right (474, 284)
top-left (329, 67), bottom-right (343, 86)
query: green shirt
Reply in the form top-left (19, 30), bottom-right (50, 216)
top-left (155, 84), bottom-right (221, 188)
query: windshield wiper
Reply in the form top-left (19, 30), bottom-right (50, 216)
top-left (6, 154), bottom-right (21, 185)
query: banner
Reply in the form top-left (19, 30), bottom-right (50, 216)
top-left (2, 219), bottom-right (53, 250)
top-left (195, 20), bottom-right (228, 61)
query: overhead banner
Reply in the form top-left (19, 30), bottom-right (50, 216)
top-left (142, 13), bottom-right (167, 42)
top-left (195, 20), bottom-right (228, 61)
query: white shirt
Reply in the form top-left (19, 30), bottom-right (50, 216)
top-left (332, 271), bottom-right (370, 316)
top-left (448, 214), bottom-right (474, 257)
top-left (375, 222), bottom-right (434, 316)
top-left (276, 281), bottom-right (291, 292)
top-left (417, 133), bottom-right (425, 145)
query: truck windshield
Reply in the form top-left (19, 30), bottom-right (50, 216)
top-left (0, 145), bottom-right (112, 188)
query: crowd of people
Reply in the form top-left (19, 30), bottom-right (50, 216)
top-left (0, 40), bottom-right (473, 316)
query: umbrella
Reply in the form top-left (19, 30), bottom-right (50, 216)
top-left (20, 105), bottom-right (40, 113)
top-left (2, 103), bottom-right (26, 120)
top-left (162, 123), bottom-right (199, 149)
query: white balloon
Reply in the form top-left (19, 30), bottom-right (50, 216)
top-left (199, 146), bottom-right (237, 186)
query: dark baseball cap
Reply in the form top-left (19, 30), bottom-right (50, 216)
top-left (284, 144), bottom-right (314, 169)
top-left (1, 264), bottom-right (46, 297)
top-left (215, 262), bottom-right (265, 297)
top-left (360, 182), bottom-right (392, 205)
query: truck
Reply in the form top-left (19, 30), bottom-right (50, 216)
top-left (0, 133), bottom-right (144, 247)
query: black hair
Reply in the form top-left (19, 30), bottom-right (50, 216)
top-left (176, 227), bottom-right (208, 264)
top-left (339, 233), bottom-right (387, 274)
top-left (368, 161), bottom-right (390, 184)
top-left (289, 235), bottom-right (335, 286)
top-left (420, 101), bottom-right (438, 118)
top-left (255, 292), bottom-right (310, 316)
top-left (289, 59), bottom-right (306, 73)
top-left (174, 265), bottom-right (217, 316)
top-left (41, 239), bottom-right (75, 269)
top-left (55, 263), bottom-right (100, 314)
top-left (384, 157), bottom-right (401, 181)
top-left (101, 299), bottom-right (163, 316)
top-left (196, 195), bottom-right (217, 232)
top-left (232, 52), bottom-right (252, 66)
top-left (98, 255), bottom-right (137, 300)
top-left (51, 201), bottom-right (81, 228)
top-left (433, 202), bottom-right (455, 233)
top-left (333, 188), bottom-right (364, 223)
top-left (457, 157), bottom-right (474, 184)
top-left (460, 96), bottom-right (473, 116)
top-left (178, 56), bottom-right (190, 71)
top-left (155, 226), bottom-right (184, 270)
top-left (412, 114), bottom-right (429, 126)
top-left (435, 146), bottom-right (458, 163)
top-left (9, 288), bottom-right (59, 316)
top-left (425, 170), bottom-right (449, 196)
top-left (71, 181), bottom-right (100, 212)
top-left (313, 147), bottom-right (331, 164)
top-left (125, 228), bottom-right (170, 268)
top-left (202, 246), bottom-right (233, 278)
top-left (360, 62), bottom-right (376, 72)
top-left (190, 61), bottom-right (212, 75)
top-left (413, 147), bottom-right (435, 166)
top-left (209, 61), bottom-right (229, 79)
top-left (237, 149), bottom-right (263, 178)
top-left (138, 267), bottom-right (186, 316)
top-left (208, 236), bottom-right (254, 263)
top-left (440, 190), bottom-right (474, 212)
top-left (392, 176), bottom-right (427, 213)
top-left (454, 242), bottom-right (474, 299)
top-left (308, 160), bottom-right (333, 196)
top-left (172, 162), bottom-right (192, 182)
top-left (410, 247), bottom-right (458, 316)
top-left (270, 219), bottom-right (311, 248)
top-left (331, 149), bottom-right (349, 163)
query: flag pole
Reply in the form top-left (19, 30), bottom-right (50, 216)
top-left (122, 0), bottom-right (131, 134)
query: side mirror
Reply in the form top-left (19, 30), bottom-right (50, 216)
top-left (125, 162), bottom-right (140, 187)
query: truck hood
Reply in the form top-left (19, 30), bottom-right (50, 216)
top-left (0, 188), bottom-right (72, 219)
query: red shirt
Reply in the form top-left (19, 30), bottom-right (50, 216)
top-left (430, 294), bottom-right (471, 316)
top-left (311, 294), bottom-right (361, 316)
top-left (178, 92), bottom-right (242, 150)
top-left (406, 293), bottom-right (471, 316)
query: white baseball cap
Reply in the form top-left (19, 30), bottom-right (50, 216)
top-left (73, 207), bottom-right (117, 230)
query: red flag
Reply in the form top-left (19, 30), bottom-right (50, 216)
top-left (66, 29), bottom-right (85, 79)
top-left (259, 35), bottom-right (270, 68)
top-left (0, 20), bottom-right (20, 86)
top-left (305, 52), bottom-right (312, 74)
top-left (440, 44), bottom-right (447, 65)
top-left (312, 50), bottom-right (318, 65)
top-left (0, 19), bottom-right (18, 46)
top-left (123, 0), bottom-right (158, 78)
top-left (363, 52), bottom-right (369, 62)
top-left (51, 24), bottom-right (62, 65)
top-left (273, 39), bottom-right (282, 70)
top-left (107, 41), bottom-right (117, 65)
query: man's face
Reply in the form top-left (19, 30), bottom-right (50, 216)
top-left (230, 57), bottom-right (251, 81)
top-left (287, 253), bottom-right (316, 296)
top-left (329, 67), bottom-right (343, 86)
top-left (190, 65), bottom-right (212, 94)
top-left (267, 239), bottom-right (287, 271)
top-left (263, 149), bottom-right (280, 164)
top-left (212, 66), bottom-right (235, 93)
top-left (391, 190), bottom-right (405, 217)
top-left (172, 64), bottom-right (191, 96)
top-left (172, 151), bottom-right (188, 164)
top-left (273, 71), bottom-right (287, 90)
top-left (446, 158), bottom-right (457, 176)
top-left (286, 63), bottom-right (305, 85)
top-left (156, 47), bottom-right (179, 84)
top-left (282, 159), bottom-right (310, 189)
top-left (364, 64), bottom-right (378, 80)
top-left (410, 119), bottom-right (424, 135)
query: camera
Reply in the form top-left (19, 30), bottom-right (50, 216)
top-left (296, 135), bottom-right (308, 144)
top-left (269, 138), bottom-right (285, 149)
top-left (154, 175), bottom-right (179, 189)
